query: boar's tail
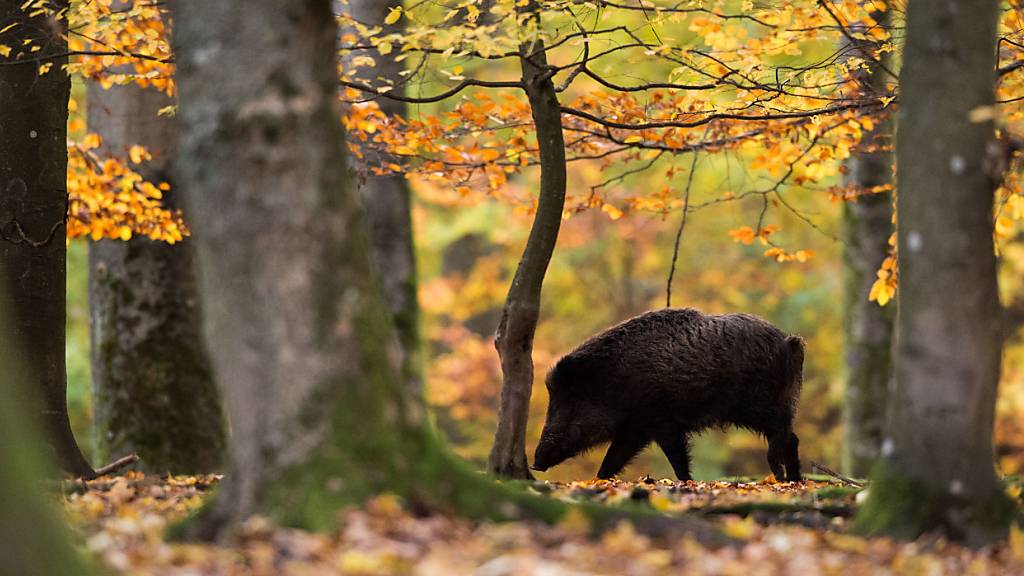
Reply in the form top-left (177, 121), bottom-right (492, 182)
top-left (779, 336), bottom-right (805, 410)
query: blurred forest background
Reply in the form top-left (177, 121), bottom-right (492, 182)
top-left (56, 1), bottom-right (1024, 479)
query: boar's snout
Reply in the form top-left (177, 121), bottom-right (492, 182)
top-left (533, 423), bottom-right (570, 472)
top-left (532, 438), bottom-right (557, 472)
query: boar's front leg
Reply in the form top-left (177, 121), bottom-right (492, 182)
top-left (654, 432), bottom-right (692, 481)
top-left (597, 426), bottom-right (650, 479)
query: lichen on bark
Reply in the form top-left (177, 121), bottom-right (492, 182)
top-left (87, 76), bottom-right (225, 474)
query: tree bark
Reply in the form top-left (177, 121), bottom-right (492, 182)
top-left (347, 0), bottom-right (421, 395)
top-left (0, 308), bottom-right (93, 575)
top-left (487, 2), bottom-right (567, 479)
top-left (855, 0), bottom-right (1014, 545)
top-left (841, 4), bottom-right (895, 478)
top-left (87, 75), bottom-right (226, 473)
top-left (169, 0), bottom-right (723, 544)
top-left (169, 0), bottom-right (560, 538)
top-left (0, 0), bottom-right (94, 478)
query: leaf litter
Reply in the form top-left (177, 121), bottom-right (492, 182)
top-left (62, 472), bottom-right (1024, 575)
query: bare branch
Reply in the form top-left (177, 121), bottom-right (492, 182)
top-left (340, 77), bottom-right (523, 104)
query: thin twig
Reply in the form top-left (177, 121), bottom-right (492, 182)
top-left (665, 128), bottom-right (708, 307)
top-left (89, 453), bottom-right (140, 478)
top-left (810, 461), bottom-right (865, 488)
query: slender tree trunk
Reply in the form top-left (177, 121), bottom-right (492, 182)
top-left (487, 2), bottom-right (567, 479)
top-left (169, 0), bottom-right (720, 544)
top-left (347, 0), bottom-right (421, 395)
top-left (841, 4), bottom-right (894, 478)
top-left (87, 75), bottom-right (226, 473)
top-left (856, 0), bottom-right (1014, 545)
top-left (0, 0), bottom-right (94, 478)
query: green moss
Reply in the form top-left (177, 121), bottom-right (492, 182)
top-left (92, 261), bottom-right (225, 474)
top-left (855, 462), bottom-right (1016, 547)
top-left (813, 485), bottom-right (861, 500)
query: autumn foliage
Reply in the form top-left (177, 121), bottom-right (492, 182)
top-left (5, 0), bottom-right (1024, 540)
top-left (9, 0), bottom-right (1018, 478)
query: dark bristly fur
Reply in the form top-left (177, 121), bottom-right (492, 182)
top-left (532, 308), bottom-right (804, 482)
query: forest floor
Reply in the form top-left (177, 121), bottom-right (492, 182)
top-left (63, 472), bottom-right (1024, 575)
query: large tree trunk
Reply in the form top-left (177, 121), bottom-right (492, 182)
top-left (841, 4), bottom-right (894, 478)
top-left (488, 1), bottom-right (567, 479)
top-left (855, 0), bottom-right (1014, 545)
top-left (87, 75), bottom-right (226, 473)
top-left (168, 0), bottom-right (558, 539)
top-left (0, 0), bottom-right (94, 478)
top-left (169, 0), bottom-right (719, 543)
top-left (347, 0), bottom-right (421, 395)
top-left (0, 309), bottom-right (93, 575)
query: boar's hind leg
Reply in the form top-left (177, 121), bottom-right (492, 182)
top-left (784, 432), bottom-right (801, 482)
top-left (597, 427), bottom-right (650, 479)
top-left (768, 429), bottom-right (802, 482)
top-left (654, 433), bottom-right (692, 481)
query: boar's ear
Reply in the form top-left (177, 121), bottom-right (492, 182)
top-left (548, 355), bottom-right (578, 390)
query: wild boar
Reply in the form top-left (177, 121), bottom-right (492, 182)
top-left (531, 308), bottom-right (804, 481)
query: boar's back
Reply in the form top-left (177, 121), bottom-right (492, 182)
top-left (551, 308), bottom-right (801, 421)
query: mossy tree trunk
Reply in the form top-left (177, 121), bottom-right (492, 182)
top-left (488, 1), bottom-right (567, 479)
top-left (0, 308), bottom-right (93, 574)
top-left (347, 0), bottom-right (421, 395)
top-left (0, 0), bottom-right (94, 478)
top-left (841, 3), bottom-right (895, 479)
top-left (87, 66), bottom-right (226, 473)
top-left (856, 0), bottom-right (1014, 546)
top-left (169, 0), bottom-right (555, 539)
top-left (170, 0), bottom-right (721, 543)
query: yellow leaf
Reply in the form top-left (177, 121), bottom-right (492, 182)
top-left (128, 145), bottom-right (149, 164)
top-left (868, 278), bottom-right (883, 301)
top-left (602, 203), bottom-right (624, 220)
top-left (377, 41), bottom-right (393, 55)
top-left (968, 105), bottom-right (997, 123)
top-left (1011, 523), bottom-right (1024, 562)
top-left (556, 507), bottom-right (592, 536)
top-left (721, 516), bottom-right (757, 540)
top-left (649, 491), bottom-right (674, 512)
top-left (623, 135), bottom-right (643, 144)
top-left (793, 249), bottom-right (814, 262)
top-left (82, 133), bottom-right (102, 149)
top-left (870, 277), bottom-right (893, 306)
top-left (478, 148), bottom-right (500, 162)
top-left (384, 6), bottom-right (402, 25)
top-left (728, 226), bottom-right (755, 245)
